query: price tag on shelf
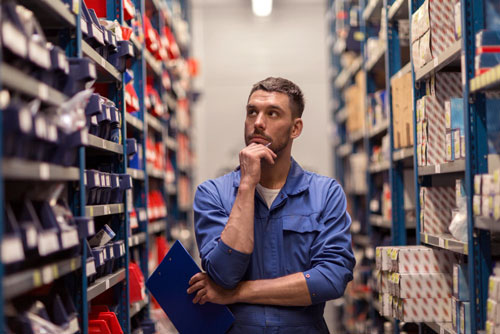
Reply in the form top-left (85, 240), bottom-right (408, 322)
top-left (439, 238), bottom-right (445, 248)
top-left (464, 243), bottom-right (468, 254)
top-left (106, 279), bottom-right (110, 290)
top-left (71, 259), bottom-right (77, 271)
top-left (38, 84), bottom-right (48, 101)
top-left (42, 266), bottom-right (53, 284)
top-left (424, 233), bottom-right (429, 244)
top-left (436, 164), bottom-right (441, 174)
top-left (33, 270), bottom-right (42, 287)
top-left (434, 57), bottom-right (439, 68)
top-left (39, 163), bottom-right (49, 180)
top-left (445, 239), bottom-right (449, 249)
top-left (52, 264), bottom-right (59, 279)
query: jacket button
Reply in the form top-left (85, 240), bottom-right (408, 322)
top-left (228, 249), bottom-right (232, 254)
top-left (305, 274), bottom-right (310, 278)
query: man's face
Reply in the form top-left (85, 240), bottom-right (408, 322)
top-left (245, 90), bottom-right (296, 155)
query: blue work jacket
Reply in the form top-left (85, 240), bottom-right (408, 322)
top-left (193, 158), bottom-right (355, 333)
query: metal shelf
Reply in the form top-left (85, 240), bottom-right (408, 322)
top-left (2, 158), bottom-right (79, 181)
top-left (87, 268), bottom-right (126, 301)
top-left (335, 108), bottom-right (348, 124)
top-left (146, 164), bottom-right (164, 180)
top-left (165, 137), bottom-right (178, 151)
top-left (4, 257), bottom-right (81, 300)
top-left (130, 297), bottom-right (148, 318)
top-left (370, 214), bottom-right (391, 228)
top-left (337, 143), bottom-right (352, 158)
top-left (418, 159), bottom-right (465, 176)
top-left (470, 62), bottom-right (500, 92)
top-left (334, 56), bottom-right (363, 89)
top-left (125, 112), bottom-right (144, 132)
top-left (87, 134), bottom-right (124, 155)
top-left (82, 41), bottom-right (122, 82)
top-left (362, 0), bottom-right (383, 23)
top-left (353, 234), bottom-right (371, 247)
top-left (420, 232), bottom-right (468, 255)
top-left (369, 160), bottom-right (391, 174)
top-left (390, 62), bottom-right (412, 82)
top-left (475, 217), bottom-right (500, 232)
top-left (128, 168), bottom-right (145, 181)
top-left (145, 113), bottom-right (164, 133)
top-left (0, 63), bottom-right (68, 106)
top-left (424, 322), bottom-right (456, 334)
top-left (366, 44), bottom-right (386, 72)
top-left (393, 147), bottom-right (414, 161)
top-left (415, 39), bottom-right (462, 82)
top-left (85, 204), bottom-right (125, 217)
top-left (148, 220), bottom-right (167, 235)
top-left (368, 119), bottom-right (389, 138)
top-left (388, 0), bottom-right (409, 21)
top-left (129, 232), bottom-right (147, 247)
top-left (144, 50), bottom-right (162, 77)
top-left (16, 0), bottom-right (76, 27)
top-left (166, 183), bottom-right (177, 195)
top-left (349, 129), bottom-right (365, 143)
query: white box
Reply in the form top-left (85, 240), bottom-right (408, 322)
top-left (395, 272), bottom-right (452, 299)
top-left (475, 174), bottom-right (482, 195)
top-left (397, 297), bottom-right (452, 322)
top-left (482, 195), bottom-right (494, 218)
top-left (446, 131), bottom-right (453, 161)
top-left (454, 129), bottom-right (461, 160)
top-left (494, 195), bottom-right (500, 220)
top-left (489, 276), bottom-right (500, 302)
top-left (483, 174), bottom-right (494, 196)
top-left (474, 195), bottom-right (482, 216)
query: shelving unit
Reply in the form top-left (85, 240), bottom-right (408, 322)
top-left (0, 0), bottom-right (196, 332)
top-left (327, 0), bottom-right (495, 332)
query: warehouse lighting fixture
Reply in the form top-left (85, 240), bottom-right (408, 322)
top-left (252, 0), bottom-right (273, 17)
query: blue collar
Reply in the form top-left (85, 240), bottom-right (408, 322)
top-left (232, 157), bottom-right (311, 196)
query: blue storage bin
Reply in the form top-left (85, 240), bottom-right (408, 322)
top-left (63, 58), bottom-right (97, 97)
top-left (109, 40), bottom-right (134, 72)
top-left (110, 174), bottom-right (121, 204)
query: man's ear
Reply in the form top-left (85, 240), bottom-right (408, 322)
top-left (291, 118), bottom-right (303, 139)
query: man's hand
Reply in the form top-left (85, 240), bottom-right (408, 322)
top-left (187, 272), bottom-right (237, 305)
top-left (239, 143), bottom-right (276, 187)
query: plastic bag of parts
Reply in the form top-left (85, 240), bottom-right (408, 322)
top-left (46, 89), bottom-right (93, 134)
top-left (449, 197), bottom-right (468, 242)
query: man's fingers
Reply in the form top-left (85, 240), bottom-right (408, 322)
top-left (189, 272), bottom-right (205, 285)
top-left (192, 289), bottom-right (206, 304)
top-left (187, 280), bottom-right (205, 294)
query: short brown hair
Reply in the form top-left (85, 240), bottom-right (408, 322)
top-left (248, 77), bottom-right (305, 118)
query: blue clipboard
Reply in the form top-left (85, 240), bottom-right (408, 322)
top-left (146, 240), bottom-right (235, 334)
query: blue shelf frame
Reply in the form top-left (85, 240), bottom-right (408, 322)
top-left (0, 0), bottom-right (194, 333)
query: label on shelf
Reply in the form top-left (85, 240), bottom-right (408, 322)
top-left (2, 22), bottom-right (27, 57)
top-left (424, 233), bottom-right (429, 244)
top-left (42, 266), bottom-right (53, 284)
top-left (87, 260), bottom-right (96, 276)
top-left (436, 164), bottom-right (441, 173)
top-left (38, 232), bottom-right (59, 256)
top-left (439, 238), bottom-right (445, 248)
top-left (62, 230), bottom-right (79, 249)
top-left (27, 226), bottom-right (37, 248)
top-left (2, 237), bottom-right (24, 264)
top-left (38, 83), bottom-right (49, 101)
top-left (88, 220), bottom-right (95, 236)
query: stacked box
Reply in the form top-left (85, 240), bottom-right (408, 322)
top-left (421, 186), bottom-right (456, 234)
top-left (411, 0), bottom-right (459, 68)
top-left (473, 169), bottom-right (500, 220)
top-left (396, 297), bottom-right (452, 322)
top-left (453, 263), bottom-right (470, 301)
top-left (460, 302), bottom-right (471, 334)
top-left (486, 269), bottom-right (500, 334)
top-left (392, 273), bottom-right (452, 299)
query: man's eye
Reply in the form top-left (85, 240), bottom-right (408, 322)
top-left (269, 111), bottom-right (278, 117)
top-left (247, 110), bottom-right (257, 116)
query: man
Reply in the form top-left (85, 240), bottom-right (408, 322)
top-left (188, 77), bottom-right (355, 333)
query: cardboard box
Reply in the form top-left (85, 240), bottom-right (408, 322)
top-left (473, 195), bottom-right (482, 216)
top-left (380, 293), bottom-right (392, 317)
top-left (494, 195), bottom-right (500, 220)
top-left (488, 299), bottom-right (499, 323)
top-left (483, 195), bottom-right (494, 218)
top-left (483, 174), bottom-right (495, 195)
top-left (454, 2), bottom-right (461, 39)
top-left (394, 272), bottom-right (452, 299)
top-left (453, 263), bottom-right (470, 301)
top-left (396, 297), bottom-right (452, 322)
top-left (434, 73), bottom-right (463, 109)
top-left (454, 129), bottom-right (462, 160)
top-left (392, 72), bottom-right (414, 149)
top-left (421, 186), bottom-right (455, 234)
top-left (493, 170), bottom-right (500, 194)
top-left (461, 301), bottom-right (471, 334)
top-left (452, 297), bottom-right (459, 332)
top-left (345, 85), bottom-right (364, 134)
top-left (392, 246), bottom-right (458, 273)
top-left (446, 130), bottom-right (454, 161)
top-left (421, 95), bottom-right (447, 165)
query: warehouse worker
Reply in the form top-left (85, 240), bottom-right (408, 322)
top-left (188, 77), bottom-right (355, 333)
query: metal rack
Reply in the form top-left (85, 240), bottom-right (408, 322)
top-left (0, 0), bottom-right (195, 333)
top-left (328, 0), bottom-right (495, 332)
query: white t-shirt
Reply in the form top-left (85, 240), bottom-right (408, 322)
top-left (256, 184), bottom-right (281, 209)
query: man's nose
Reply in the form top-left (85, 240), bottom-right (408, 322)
top-left (254, 112), bottom-right (265, 130)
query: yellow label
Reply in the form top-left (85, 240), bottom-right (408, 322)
top-left (464, 243), bottom-right (468, 254)
top-left (391, 249), bottom-right (398, 260)
top-left (445, 239), bottom-right (449, 249)
top-left (490, 278), bottom-right (494, 293)
top-left (89, 207), bottom-right (94, 217)
top-left (424, 233), bottom-right (429, 243)
top-left (73, 0), bottom-right (79, 14)
top-left (486, 321), bottom-right (492, 334)
top-left (52, 265), bottom-right (59, 278)
top-left (33, 270), bottom-right (42, 287)
top-left (71, 259), bottom-right (77, 271)
top-left (488, 299), bottom-right (493, 313)
top-left (376, 248), bottom-right (380, 258)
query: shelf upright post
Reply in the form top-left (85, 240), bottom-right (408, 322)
top-left (0, 21), bottom-right (5, 334)
top-left (132, 0), bottom-right (150, 316)
top-left (107, 0), bottom-right (131, 331)
top-left (74, 2), bottom-right (89, 333)
top-left (461, 0), bottom-right (492, 331)
top-left (385, 0), bottom-right (405, 247)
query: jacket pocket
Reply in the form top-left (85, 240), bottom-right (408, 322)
top-left (282, 214), bottom-right (324, 233)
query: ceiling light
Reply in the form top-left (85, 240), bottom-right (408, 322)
top-left (252, 0), bottom-right (273, 17)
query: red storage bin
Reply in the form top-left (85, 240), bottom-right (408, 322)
top-left (89, 320), bottom-right (111, 334)
top-left (129, 261), bottom-right (146, 303)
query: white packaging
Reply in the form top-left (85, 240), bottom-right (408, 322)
top-left (473, 195), bottom-right (482, 216)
